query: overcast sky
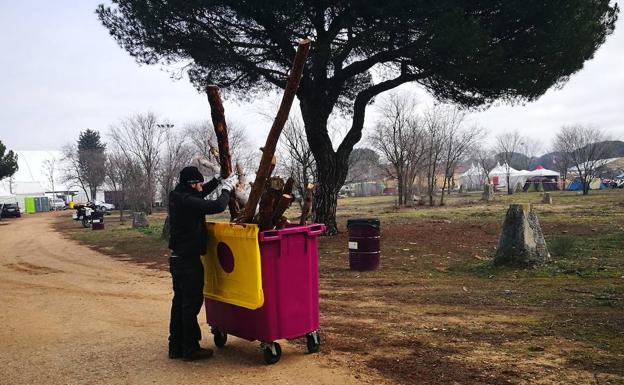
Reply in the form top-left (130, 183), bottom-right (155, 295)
top-left (1, 1), bottom-right (623, 155)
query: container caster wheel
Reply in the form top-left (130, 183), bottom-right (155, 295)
top-left (305, 331), bottom-right (320, 353)
top-left (211, 327), bottom-right (227, 348)
top-left (261, 342), bottom-right (281, 365)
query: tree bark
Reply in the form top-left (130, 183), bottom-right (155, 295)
top-left (206, 85), bottom-right (240, 220)
top-left (238, 39), bottom-right (311, 223)
top-left (206, 85), bottom-right (233, 178)
top-left (397, 174), bottom-right (404, 206)
top-left (272, 193), bottom-right (294, 225)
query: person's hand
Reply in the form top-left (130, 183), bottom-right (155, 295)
top-left (220, 174), bottom-right (238, 191)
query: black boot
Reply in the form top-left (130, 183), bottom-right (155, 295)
top-left (182, 347), bottom-right (214, 362)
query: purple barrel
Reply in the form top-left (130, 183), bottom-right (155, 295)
top-left (347, 219), bottom-right (380, 271)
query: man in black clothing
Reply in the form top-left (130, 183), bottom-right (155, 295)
top-left (167, 166), bottom-right (237, 361)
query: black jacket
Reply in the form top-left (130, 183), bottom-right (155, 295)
top-left (168, 178), bottom-right (230, 257)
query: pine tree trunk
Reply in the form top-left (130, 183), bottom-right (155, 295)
top-left (313, 181), bottom-right (339, 235)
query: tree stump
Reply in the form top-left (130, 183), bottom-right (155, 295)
top-left (482, 184), bottom-right (495, 202)
top-left (494, 204), bottom-right (550, 266)
top-left (542, 192), bottom-right (552, 204)
top-left (132, 212), bottom-right (150, 228)
top-left (459, 185), bottom-right (465, 194)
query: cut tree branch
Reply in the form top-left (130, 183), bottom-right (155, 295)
top-left (206, 85), bottom-right (239, 220)
top-left (238, 38), bottom-right (312, 223)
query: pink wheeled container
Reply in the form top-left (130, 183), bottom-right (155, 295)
top-left (202, 223), bottom-right (325, 364)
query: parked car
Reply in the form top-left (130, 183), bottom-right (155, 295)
top-left (93, 200), bottom-right (115, 212)
top-left (1, 203), bottom-right (21, 218)
top-left (50, 198), bottom-right (67, 210)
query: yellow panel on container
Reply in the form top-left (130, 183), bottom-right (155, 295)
top-left (201, 222), bottom-right (264, 310)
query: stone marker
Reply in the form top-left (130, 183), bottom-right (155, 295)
top-left (482, 184), bottom-right (495, 202)
top-left (542, 192), bottom-right (552, 204)
top-left (459, 185), bottom-right (465, 194)
top-left (132, 212), bottom-right (150, 228)
top-left (494, 204), bottom-right (550, 266)
top-left (515, 182), bottom-right (524, 193)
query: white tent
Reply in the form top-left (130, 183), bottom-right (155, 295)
top-left (488, 163), bottom-right (534, 191)
top-left (458, 163), bottom-right (486, 190)
top-left (0, 185), bottom-right (17, 205)
top-left (529, 166), bottom-right (559, 177)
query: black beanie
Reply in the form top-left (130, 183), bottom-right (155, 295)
top-left (179, 166), bottom-right (204, 184)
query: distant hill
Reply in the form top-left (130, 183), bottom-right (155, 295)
top-left (535, 140), bottom-right (624, 170)
top-left (486, 140), bottom-right (624, 171)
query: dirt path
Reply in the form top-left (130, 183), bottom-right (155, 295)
top-left (0, 214), bottom-right (372, 385)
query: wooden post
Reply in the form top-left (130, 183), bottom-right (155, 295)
top-left (238, 39), bottom-right (311, 223)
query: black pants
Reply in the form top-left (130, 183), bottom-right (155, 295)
top-left (169, 255), bottom-right (204, 355)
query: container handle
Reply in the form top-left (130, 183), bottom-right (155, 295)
top-left (259, 230), bottom-right (281, 241)
top-left (307, 224), bottom-right (325, 235)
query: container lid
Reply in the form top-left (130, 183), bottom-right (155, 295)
top-left (347, 218), bottom-right (380, 228)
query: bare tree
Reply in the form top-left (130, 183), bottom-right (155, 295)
top-left (423, 106), bottom-right (451, 206)
top-left (495, 131), bottom-right (524, 194)
top-left (109, 112), bottom-right (168, 214)
top-left (473, 146), bottom-right (497, 185)
top-left (552, 125), bottom-right (613, 195)
top-left (439, 113), bottom-right (484, 205)
top-left (518, 138), bottom-right (543, 170)
top-left (277, 118), bottom-right (316, 205)
top-left (346, 148), bottom-right (384, 184)
top-left (106, 150), bottom-right (147, 220)
top-left (158, 130), bottom-right (194, 203)
top-left (551, 151), bottom-right (573, 189)
top-left (61, 144), bottom-right (90, 200)
top-left (185, 120), bottom-right (256, 175)
top-left (41, 156), bottom-right (56, 199)
top-left (369, 92), bottom-right (425, 205)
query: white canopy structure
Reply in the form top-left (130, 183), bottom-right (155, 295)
top-left (0, 186), bottom-right (17, 205)
top-left (530, 165), bottom-right (559, 177)
top-left (459, 162), bottom-right (562, 192)
top-left (0, 151), bottom-right (88, 210)
top-left (458, 163), bottom-right (486, 190)
top-left (489, 163), bottom-right (525, 190)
